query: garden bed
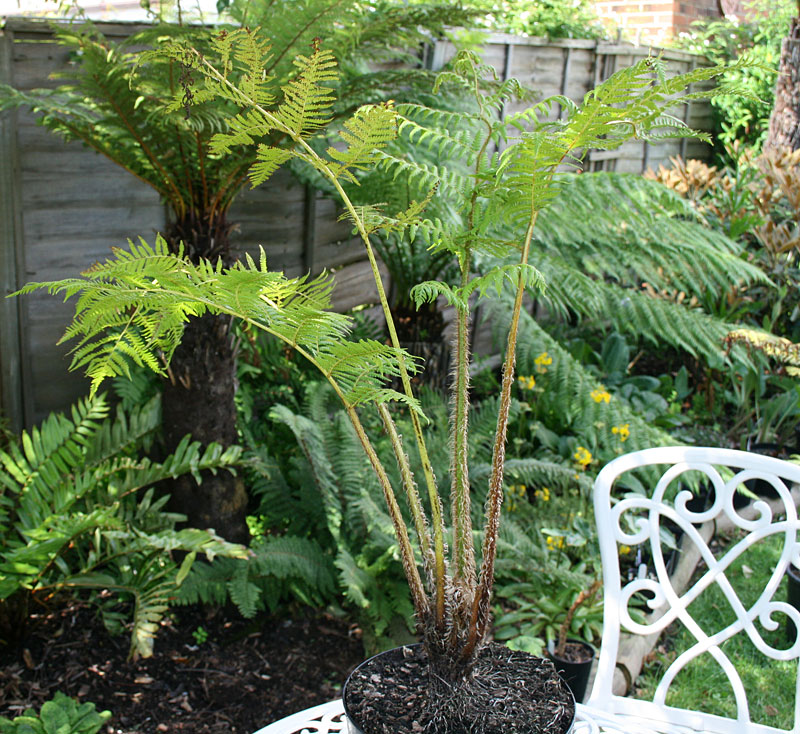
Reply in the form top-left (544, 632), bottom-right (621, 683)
top-left (0, 602), bottom-right (364, 734)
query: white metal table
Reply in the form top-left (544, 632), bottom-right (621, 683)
top-left (251, 699), bottom-right (670, 734)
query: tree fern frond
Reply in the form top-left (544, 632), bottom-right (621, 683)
top-left (376, 151), bottom-right (474, 200)
top-left (464, 263), bottom-right (547, 300)
top-left (410, 281), bottom-right (468, 311)
top-left (20, 237), bottom-right (421, 413)
top-left (326, 102), bottom-right (398, 183)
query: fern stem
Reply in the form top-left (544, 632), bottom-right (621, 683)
top-left (343, 402), bottom-right (429, 619)
top-left (449, 87), bottom-right (494, 593)
top-left (195, 131), bottom-right (210, 211)
top-left (377, 403), bottom-right (434, 578)
top-left (189, 45), bottom-right (447, 627)
top-left (462, 211), bottom-right (538, 661)
top-left (333, 181), bottom-right (448, 626)
top-left (329, 172), bottom-right (448, 626)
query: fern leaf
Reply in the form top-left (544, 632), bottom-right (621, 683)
top-left (227, 563), bottom-right (261, 619)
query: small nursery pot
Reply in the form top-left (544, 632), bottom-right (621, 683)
top-left (547, 638), bottom-right (595, 704)
top-left (343, 643), bottom-right (576, 734)
top-left (745, 442), bottom-right (794, 502)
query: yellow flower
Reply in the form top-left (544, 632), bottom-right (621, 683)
top-left (534, 351), bottom-right (553, 373)
top-left (620, 544), bottom-right (632, 555)
top-left (590, 387), bottom-right (611, 404)
top-left (505, 484), bottom-right (527, 512)
top-left (546, 535), bottom-right (565, 551)
top-left (612, 423), bottom-right (630, 442)
top-left (534, 487), bottom-right (551, 502)
top-left (573, 446), bottom-right (592, 467)
top-left (518, 375), bottom-right (536, 390)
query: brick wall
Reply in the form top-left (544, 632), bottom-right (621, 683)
top-left (594, 0), bottom-right (723, 46)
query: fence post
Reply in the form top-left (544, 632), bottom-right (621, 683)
top-left (0, 29), bottom-right (26, 433)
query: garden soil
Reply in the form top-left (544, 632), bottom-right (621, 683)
top-left (0, 602), bottom-right (365, 733)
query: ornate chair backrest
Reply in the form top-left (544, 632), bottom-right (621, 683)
top-left (587, 447), bottom-right (800, 734)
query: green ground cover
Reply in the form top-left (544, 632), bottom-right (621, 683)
top-left (637, 533), bottom-right (797, 730)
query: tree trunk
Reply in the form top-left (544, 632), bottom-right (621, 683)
top-left (766, 15), bottom-right (800, 153)
top-left (161, 211), bottom-right (249, 545)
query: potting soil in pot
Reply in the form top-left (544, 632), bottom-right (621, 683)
top-left (344, 642), bottom-right (575, 734)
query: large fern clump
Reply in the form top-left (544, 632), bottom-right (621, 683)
top-left (14, 28), bottom-right (758, 714)
top-left (0, 2), bottom-right (475, 544)
top-left (0, 391), bottom-right (246, 658)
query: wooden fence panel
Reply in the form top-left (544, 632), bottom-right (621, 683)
top-left (432, 34), bottom-right (714, 173)
top-left (0, 29), bottom-right (25, 433)
top-left (0, 19), bottom-right (716, 429)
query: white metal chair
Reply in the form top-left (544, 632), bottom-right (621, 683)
top-left (252, 446), bottom-right (800, 734)
top-left (584, 446), bottom-right (800, 734)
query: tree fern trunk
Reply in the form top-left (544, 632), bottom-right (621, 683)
top-left (391, 302), bottom-right (451, 393)
top-left (766, 16), bottom-right (800, 152)
top-left (161, 212), bottom-right (249, 545)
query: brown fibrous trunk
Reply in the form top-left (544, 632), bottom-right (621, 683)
top-left (766, 16), bottom-right (800, 153)
top-left (160, 210), bottom-right (249, 545)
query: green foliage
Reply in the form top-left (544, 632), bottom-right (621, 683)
top-left (0, 692), bottom-right (110, 734)
top-left (0, 392), bottom-right (246, 658)
top-left (15, 237), bottom-right (419, 414)
top-left (650, 149), bottom-right (800, 444)
top-left (441, 0), bottom-right (609, 40)
top-left (0, 4), bottom-right (472, 224)
top-left (267, 386), bottom-right (418, 647)
top-left (674, 0), bottom-right (794, 156)
top-left (15, 41), bottom-right (752, 679)
top-left (176, 534), bottom-right (336, 615)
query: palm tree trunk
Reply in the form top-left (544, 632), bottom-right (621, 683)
top-left (161, 212), bottom-right (249, 545)
top-left (766, 13), bottom-right (800, 152)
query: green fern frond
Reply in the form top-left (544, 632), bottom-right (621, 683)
top-left (19, 237), bottom-right (419, 413)
top-left (410, 281), bottom-right (468, 311)
top-left (473, 458), bottom-right (592, 494)
top-left (465, 264), bottom-right (547, 300)
top-left (336, 548), bottom-right (374, 608)
top-left (227, 563), bottom-right (262, 618)
top-left (376, 152), bottom-right (474, 200)
top-left (327, 103), bottom-right (398, 183)
top-left (269, 403), bottom-right (343, 541)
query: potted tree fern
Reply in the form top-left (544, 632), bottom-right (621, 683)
top-left (15, 30), bottom-right (748, 733)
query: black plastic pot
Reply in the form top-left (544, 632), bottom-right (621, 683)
top-left (343, 644), bottom-right (576, 734)
top-left (745, 442), bottom-right (794, 502)
top-left (787, 563), bottom-right (800, 642)
top-left (547, 638), bottom-right (595, 704)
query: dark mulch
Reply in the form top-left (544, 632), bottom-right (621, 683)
top-left (0, 602), bottom-right (365, 733)
top-left (344, 642), bottom-right (574, 734)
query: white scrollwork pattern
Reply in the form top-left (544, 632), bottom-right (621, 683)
top-left (255, 700), bottom-right (659, 734)
top-left (596, 448), bottom-right (800, 731)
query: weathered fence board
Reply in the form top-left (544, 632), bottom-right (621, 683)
top-left (432, 33), bottom-right (714, 174)
top-left (0, 19), bottom-right (715, 429)
top-left (0, 27), bottom-right (26, 433)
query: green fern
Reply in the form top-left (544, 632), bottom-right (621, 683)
top-left (15, 44), bottom-right (756, 679)
top-left (0, 392), bottom-right (246, 658)
top-left (176, 535), bottom-right (335, 616)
